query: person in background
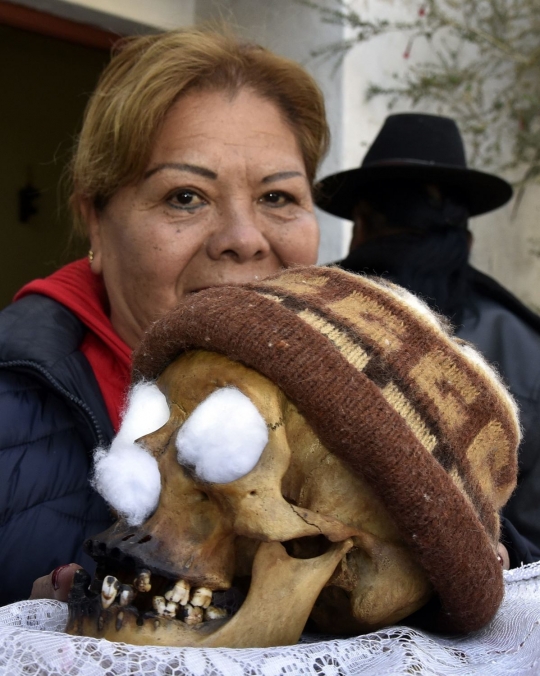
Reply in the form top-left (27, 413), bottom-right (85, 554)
top-left (0, 27), bottom-right (327, 605)
top-left (316, 113), bottom-right (540, 557)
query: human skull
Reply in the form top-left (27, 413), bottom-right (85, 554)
top-left (66, 349), bottom-right (432, 648)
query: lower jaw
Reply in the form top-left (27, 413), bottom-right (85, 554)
top-left (66, 539), bottom-right (353, 648)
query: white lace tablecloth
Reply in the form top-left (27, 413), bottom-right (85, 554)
top-left (1, 563), bottom-right (539, 675)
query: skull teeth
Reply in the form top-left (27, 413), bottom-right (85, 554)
top-left (133, 569), bottom-right (152, 593)
top-left (184, 603), bottom-right (204, 625)
top-left (101, 576), bottom-right (120, 609)
top-left (152, 589), bottom-right (230, 623)
top-left (99, 572), bottom-right (229, 623)
top-left (152, 595), bottom-right (167, 616)
top-left (164, 579), bottom-right (190, 605)
top-left (190, 586), bottom-right (212, 609)
top-left (119, 584), bottom-right (136, 607)
top-left (152, 596), bottom-right (179, 618)
top-left (204, 605), bottom-right (228, 621)
top-left (115, 610), bottom-right (124, 631)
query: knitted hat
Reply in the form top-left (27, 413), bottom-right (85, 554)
top-left (133, 266), bottom-right (519, 633)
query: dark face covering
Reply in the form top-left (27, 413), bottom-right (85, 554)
top-left (339, 186), bottom-right (471, 328)
top-left (340, 228), bottom-right (470, 327)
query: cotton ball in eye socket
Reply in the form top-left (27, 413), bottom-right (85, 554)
top-left (117, 381), bottom-right (170, 444)
top-left (176, 387), bottom-right (269, 484)
top-left (92, 441), bottom-right (161, 526)
top-left (90, 381), bottom-right (167, 526)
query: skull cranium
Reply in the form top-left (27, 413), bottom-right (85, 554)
top-left (66, 350), bottom-right (432, 647)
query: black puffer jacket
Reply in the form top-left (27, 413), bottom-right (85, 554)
top-left (0, 294), bottom-right (114, 605)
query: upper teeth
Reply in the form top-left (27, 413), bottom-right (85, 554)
top-left (119, 584), bottom-right (136, 607)
top-left (190, 587), bottom-right (212, 609)
top-left (101, 576), bottom-right (120, 609)
top-left (164, 579), bottom-right (190, 605)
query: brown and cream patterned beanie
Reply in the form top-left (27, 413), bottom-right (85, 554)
top-left (133, 266), bottom-right (520, 633)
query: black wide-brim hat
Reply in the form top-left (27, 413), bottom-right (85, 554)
top-left (316, 113), bottom-right (513, 220)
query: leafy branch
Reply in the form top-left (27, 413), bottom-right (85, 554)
top-left (299, 0), bottom-right (540, 187)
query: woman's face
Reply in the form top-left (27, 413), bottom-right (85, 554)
top-left (86, 88), bottom-right (319, 348)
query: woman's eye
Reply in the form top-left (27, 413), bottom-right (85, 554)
top-left (167, 190), bottom-right (205, 210)
top-left (260, 191), bottom-right (294, 207)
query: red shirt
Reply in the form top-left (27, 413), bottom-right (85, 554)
top-left (15, 259), bottom-right (132, 432)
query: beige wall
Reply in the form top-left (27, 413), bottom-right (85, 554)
top-left (0, 24), bottom-right (108, 307)
top-left (471, 186), bottom-right (540, 313)
top-left (52, 0), bottom-right (194, 29)
top-left (9, 0), bottom-right (195, 32)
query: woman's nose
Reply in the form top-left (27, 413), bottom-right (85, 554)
top-left (206, 204), bottom-right (271, 263)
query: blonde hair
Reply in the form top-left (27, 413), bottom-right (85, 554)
top-left (70, 27), bottom-right (329, 236)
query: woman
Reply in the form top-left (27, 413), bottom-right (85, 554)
top-left (0, 27), bottom-right (327, 605)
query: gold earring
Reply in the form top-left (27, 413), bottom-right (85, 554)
top-left (88, 250), bottom-right (94, 262)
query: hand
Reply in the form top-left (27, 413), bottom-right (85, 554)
top-left (497, 543), bottom-right (510, 570)
top-left (29, 563), bottom-right (82, 601)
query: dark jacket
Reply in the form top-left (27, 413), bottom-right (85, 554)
top-left (0, 294), bottom-right (114, 605)
top-left (458, 267), bottom-right (540, 550)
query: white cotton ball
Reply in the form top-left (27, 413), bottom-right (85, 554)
top-left (176, 387), bottom-right (269, 484)
top-left (90, 381), bottom-right (168, 526)
top-left (117, 381), bottom-right (170, 444)
top-left (92, 439), bottom-right (161, 526)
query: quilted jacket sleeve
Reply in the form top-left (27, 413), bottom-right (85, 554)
top-left (0, 369), bottom-right (113, 605)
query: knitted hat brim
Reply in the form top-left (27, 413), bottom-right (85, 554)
top-left (315, 162), bottom-right (514, 220)
top-left (134, 267), bottom-right (517, 632)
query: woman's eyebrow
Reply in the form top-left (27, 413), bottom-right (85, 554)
top-left (262, 171), bottom-right (305, 184)
top-left (144, 163), bottom-right (218, 180)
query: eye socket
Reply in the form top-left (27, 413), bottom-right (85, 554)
top-left (259, 191), bottom-right (295, 208)
top-left (176, 387), bottom-right (269, 484)
top-left (167, 189), bottom-right (206, 211)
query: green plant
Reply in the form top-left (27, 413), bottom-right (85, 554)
top-left (298, 0), bottom-right (540, 187)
